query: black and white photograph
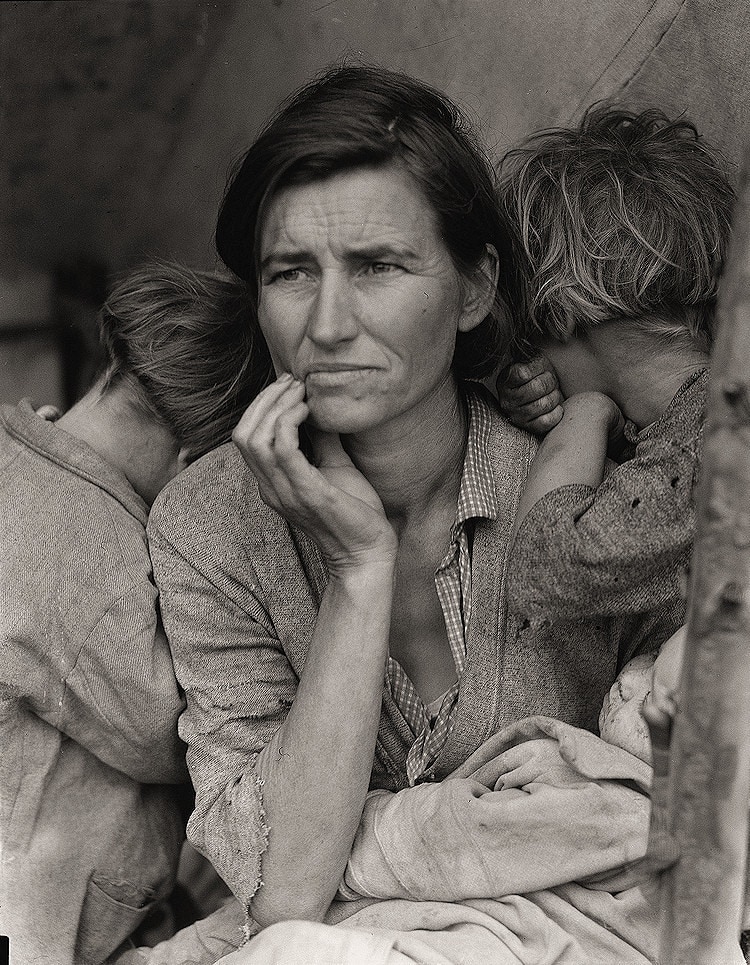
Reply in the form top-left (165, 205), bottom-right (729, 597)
top-left (2, 2), bottom-right (750, 963)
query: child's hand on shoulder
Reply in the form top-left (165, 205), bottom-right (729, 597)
top-left (497, 356), bottom-right (564, 435)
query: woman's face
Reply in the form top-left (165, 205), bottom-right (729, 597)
top-left (257, 164), bottom-right (486, 434)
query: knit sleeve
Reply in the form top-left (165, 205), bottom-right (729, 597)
top-left (508, 430), bottom-right (697, 622)
top-left (147, 516), bottom-right (298, 910)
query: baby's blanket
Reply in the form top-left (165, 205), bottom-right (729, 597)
top-left (220, 716), bottom-right (696, 965)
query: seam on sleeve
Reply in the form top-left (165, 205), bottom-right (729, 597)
top-left (148, 523), bottom-right (271, 628)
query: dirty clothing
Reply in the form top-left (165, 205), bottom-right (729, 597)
top-left (220, 717), bottom-right (666, 965)
top-left (509, 369), bottom-right (706, 632)
top-left (147, 386), bottom-right (684, 913)
top-left (0, 400), bottom-right (188, 965)
top-left (129, 717), bottom-right (681, 965)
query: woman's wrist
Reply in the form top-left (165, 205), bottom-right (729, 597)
top-left (325, 550), bottom-right (397, 591)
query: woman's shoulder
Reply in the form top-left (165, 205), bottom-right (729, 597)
top-left (467, 383), bottom-right (539, 474)
top-left (152, 441), bottom-right (260, 517)
top-left (148, 441), bottom-right (291, 558)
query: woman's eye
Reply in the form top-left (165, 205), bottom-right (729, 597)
top-left (367, 262), bottom-right (400, 275)
top-left (275, 268), bottom-right (304, 282)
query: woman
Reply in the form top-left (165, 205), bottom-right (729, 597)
top-left (147, 66), bottom-right (685, 943)
top-left (1, 262), bottom-right (271, 965)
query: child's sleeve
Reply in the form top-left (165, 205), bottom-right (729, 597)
top-left (508, 423), bottom-right (699, 622)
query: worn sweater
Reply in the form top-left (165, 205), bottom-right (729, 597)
top-left (148, 388), bottom-right (684, 910)
top-left (508, 369), bottom-right (706, 634)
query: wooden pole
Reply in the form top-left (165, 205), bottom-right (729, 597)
top-left (658, 165), bottom-right (750, 964)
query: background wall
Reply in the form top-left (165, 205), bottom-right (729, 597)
top-left (2, 0), bottom-right (749, 406)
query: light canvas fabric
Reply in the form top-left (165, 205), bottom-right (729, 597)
top-left (212, 719), bottom-right (745, 965)
top-left (0, 401), bottom-right (188, 965)
top-left (135, 718), bottom-right (716, 965)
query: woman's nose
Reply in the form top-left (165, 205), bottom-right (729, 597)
top-left (305, 274), bottom-right (358, 346)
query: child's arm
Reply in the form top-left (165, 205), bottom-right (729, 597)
top-left (508, 388), bottom-right (702, 620)
top-left (507, 373), bottom-right (705, 623)
top-left (510, 391), bottom-right (624, 543)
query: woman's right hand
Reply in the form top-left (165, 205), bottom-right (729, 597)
top-left (232, 374), bottom-right (397, 573)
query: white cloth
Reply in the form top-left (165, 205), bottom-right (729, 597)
top-left (219, 717), bottom-right (710, 965)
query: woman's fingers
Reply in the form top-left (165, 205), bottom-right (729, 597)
top-left (231, 374), bottom-right (396, 564)
top-left (234, 376), bottom-right (304, 453)
top-left (233, 372), bottom-right (297, 444)
top-left (271, 402), bottom-right (317, 488)
top-left (310, 430), bottom-right (351, 470)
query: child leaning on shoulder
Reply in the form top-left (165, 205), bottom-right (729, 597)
top-left (496, 105), bottom-right (735, 672)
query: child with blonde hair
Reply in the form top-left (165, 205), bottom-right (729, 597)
top-left (496, 106), bottom-right (734, 671)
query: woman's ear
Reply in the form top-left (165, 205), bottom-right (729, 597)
top-left (457, 244), bottom-right (500, 333)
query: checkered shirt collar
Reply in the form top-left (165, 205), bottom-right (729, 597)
top-left (453, 388), bottom-right (499, 534)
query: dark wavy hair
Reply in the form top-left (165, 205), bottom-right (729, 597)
top-left (498, 104), bottom-right (735, 357)
top-left (215, 65), bottom-right (514, 379)
top-left (99, 262), bottom-right (273, 460)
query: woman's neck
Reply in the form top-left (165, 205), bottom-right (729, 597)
top-left (342, 376), bottom-right (468, 533)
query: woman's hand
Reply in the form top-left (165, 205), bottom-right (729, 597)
top-left (497, 356), bottom-right (564, 435)
top-left (233, 374), bottom-right (397, 573)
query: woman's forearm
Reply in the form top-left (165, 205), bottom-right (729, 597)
top-left (251, 559), bottom-right (395, 927)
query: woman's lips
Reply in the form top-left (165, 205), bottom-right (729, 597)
top-left (304, 367), bottom-right (377, 387)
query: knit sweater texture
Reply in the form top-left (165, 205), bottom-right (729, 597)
top-left (508, 369), bottom-right (706, 627)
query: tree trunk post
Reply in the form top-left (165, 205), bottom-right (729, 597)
top-left (659, 164), bottom-right (750, 964)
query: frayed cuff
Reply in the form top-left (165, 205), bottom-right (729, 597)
top-left (194, 771), bottom-right (270, 916)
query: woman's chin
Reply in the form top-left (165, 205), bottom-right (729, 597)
top-left (305, 397), bottom-right (385, 436)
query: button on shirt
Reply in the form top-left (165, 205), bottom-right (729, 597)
top-left (386, 391), bottom-right (498, 785)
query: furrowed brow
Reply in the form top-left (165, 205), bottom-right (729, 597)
top-left (260, 248), bottom-right (314, 270)
top-left (347, 242), bottom-right (419, 262)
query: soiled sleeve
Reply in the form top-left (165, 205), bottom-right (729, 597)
top-left (57, 580), bottom-right (188, 783)
top-left (340, 732), bottom-right (651, 902)
top-left (147, 520), bottom-right (299, 909)
top-left (508, 429), bottom-right (698, 622)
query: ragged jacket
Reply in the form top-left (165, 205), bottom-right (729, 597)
top-left (0, 401), bottom-right (188, 965)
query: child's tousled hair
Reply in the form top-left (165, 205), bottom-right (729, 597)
top-left (498, 105), bottom-right (735, 357)
top-left (99, 261), bottom-right (273, 461)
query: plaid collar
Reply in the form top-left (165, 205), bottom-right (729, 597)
top-left (453, 388), bottom-right (499, 535)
